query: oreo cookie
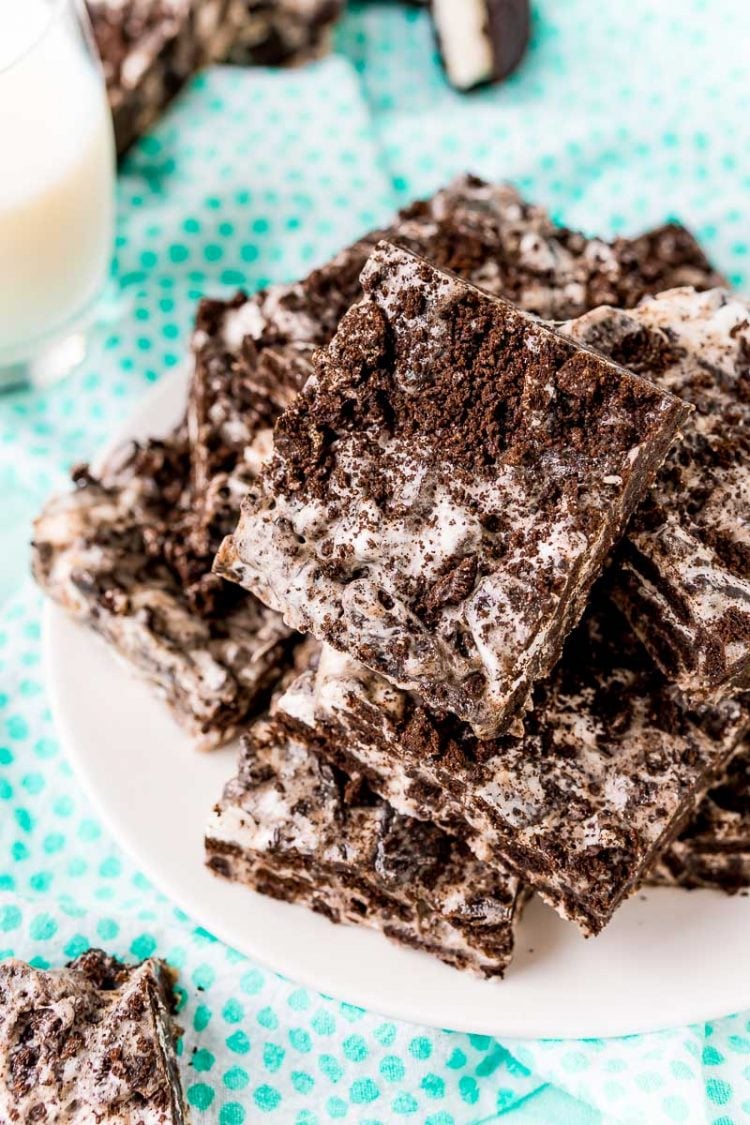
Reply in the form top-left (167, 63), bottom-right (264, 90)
top-left (431, 0), bottom-right (531, 90)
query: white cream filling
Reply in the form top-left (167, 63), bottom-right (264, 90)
top-left (432, 0), bottom-right (494, 90)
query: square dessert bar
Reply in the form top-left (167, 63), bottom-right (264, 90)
top-left (32, 437), bottom-right (291, 749)
top-left (187, 178), bottom-right (722, 607)
top-left (280, 601), bottom-right (750, 936)
top-left (216, 241), bottom-right (690, 736)
top-left (394, 176), bottom-right (725, 321)
top-left (187, 174), bottom-right (722, 544)
top-left (649, 746), bottom-right (750, 894)
top-left (561, 287), bottom-right (750, 701)
top-left (205, 713), bottom-right (526, 977)
top-left (0, 950), bottom-right (186, 1123)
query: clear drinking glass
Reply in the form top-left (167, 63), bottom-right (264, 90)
top-left (0, 0), bottom-right (116, 390)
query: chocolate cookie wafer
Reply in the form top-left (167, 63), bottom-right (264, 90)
top-left (650, 747), bottom-right (750, 894)
top-left (562, 287), bottom-right (750, 702)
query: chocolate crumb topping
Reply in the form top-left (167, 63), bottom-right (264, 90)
top-left (32, 432), bottom-right (292, 750)
top-left (216, 241), bottom-right (689, 736)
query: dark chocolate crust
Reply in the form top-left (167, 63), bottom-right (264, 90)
top-left (487, 0), bottom-right (531, 82)
top-left (0, 951), bottom-right (186, 1123)
top-left (562, 288), bottom-right (750, 701)
top-left (216, 240), bottom-right (690, 736)
top-left (287, 600), bottom-right (749, 935)
top-left (206, 714), bottom-right (525, 977)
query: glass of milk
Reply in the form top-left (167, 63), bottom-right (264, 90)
top-left (0, 0), bottom-right (116, 389)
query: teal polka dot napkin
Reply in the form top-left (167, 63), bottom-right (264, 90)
top-left (2, 2), bottom-right (750, 1121)
top-left (341, 0), bottom-right (750, 289)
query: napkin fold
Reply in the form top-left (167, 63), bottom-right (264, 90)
top-left (2, 3), bottom-right (750, 1120)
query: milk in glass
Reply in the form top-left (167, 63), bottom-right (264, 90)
top-left (0, 0), bottom-right (115, 372)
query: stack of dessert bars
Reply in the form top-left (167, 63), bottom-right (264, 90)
top-left (34, 176), bottom-right (750, 977)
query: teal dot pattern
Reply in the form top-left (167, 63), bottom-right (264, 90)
top-left (0, 3), bottom-right (749, 1121)
top-left (340, 1), bottom-right (750, 290)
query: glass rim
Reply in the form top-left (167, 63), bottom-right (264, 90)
top-left (0, 0), bottom-right (70, 78)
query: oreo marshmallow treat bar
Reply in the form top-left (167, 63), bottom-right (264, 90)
top-left (32, 434), bottom-right (292, 749)
top-left (188, 173), bottom-right (721, 479)
top-left (279, 602), bottom-right (750, 935)
top-left (215, 241), bottom-right (689, 737)
top-left (0, 950), bottom-right (186, 1123)
top-left (562, 287), bottom-right (750, 702)
top-left (196, 174), bottom-right (719, 602)
top-left (205, 710), bottom-right (527, 977)
top-left (187, 173), bottom-right (722, 550)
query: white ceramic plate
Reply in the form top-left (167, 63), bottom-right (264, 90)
top-left (44, 370), bottom-right (750, 1039)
